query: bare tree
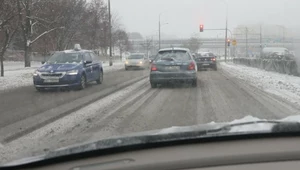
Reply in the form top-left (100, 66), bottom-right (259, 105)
top-left (0, 0), bottom-right (18, 76)
top-left (113, 29), bottom-right (129, 58)
top-left (3, 0), bottom-right (123, 65)
top-left (181, 36), bottom-right (200, 53)
top-left (17, 0), bottom-right (67, 67)
top-left (141, 37), bottom-right (153, 57)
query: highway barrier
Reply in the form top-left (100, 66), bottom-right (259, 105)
top-left (233, 58), bottom-right (299, 76)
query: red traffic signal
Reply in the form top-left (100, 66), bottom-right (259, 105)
top-left (199, 24), bottom-right (204, 32)
top-left (227, 39), bottom-right (231, 46)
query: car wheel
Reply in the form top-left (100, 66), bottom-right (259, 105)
top-left (36, 87), bottom-right (45, 92)
top-left (192, 79), bottom-right (197, 87)
top-left (150, 82), bottom-right (157, 88)
top-left (197, 65), bottom-right (202, 71)
top-left (96, 71), bottom-right (103, 84)
top-left (213, 65), bottom-right (218, 71)
top-left (78, 75), bottom-right (86, 90)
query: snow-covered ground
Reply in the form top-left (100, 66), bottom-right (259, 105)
top-left (0, 61), bottom-right (42, 71)
top-left (221, 62), bottom-right (300, 105)
top-left (0, 61), bottom-right (124, 91)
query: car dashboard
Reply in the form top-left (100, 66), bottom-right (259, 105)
top-left (6, 135), bottom-right (300, 170)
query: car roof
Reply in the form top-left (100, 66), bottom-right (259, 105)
top-left (159, 48), bottom-right (190, 52)
top-left (62, 49), bottom-right (93, 53)
top-left (130, 53), bottom-right (145, 55)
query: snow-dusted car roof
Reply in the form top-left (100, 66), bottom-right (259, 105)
top-left (62, 49), bottom-right (93, 53)
top-left (130, 53), bottom-right (146, 55)
top-left (159, 48), bottom-right (190, 52)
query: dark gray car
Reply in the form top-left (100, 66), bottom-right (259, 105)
top-left (195, 52), bottom-right (217, 71)
top-left (149, 48), bottom-right (197, 88)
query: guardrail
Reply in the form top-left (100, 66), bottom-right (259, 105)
top-left (233, 58), bottom-right (299, 76)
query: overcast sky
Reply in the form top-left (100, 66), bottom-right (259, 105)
top-left (111, 0), bottom-right (300, 38)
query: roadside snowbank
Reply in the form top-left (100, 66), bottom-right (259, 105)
top-left (0, 61), bottom-right (41, 71)
top-left (221, 62), bottom-right (300, 105)
top-left (0, 61), bottom-right (124, 91)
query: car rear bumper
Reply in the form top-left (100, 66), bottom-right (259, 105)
top-left (197, 62), bottom-right (216, 68)
top-left (150, 71), bottom-right (197, 83)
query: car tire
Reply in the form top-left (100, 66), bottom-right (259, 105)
top-left (213, 65), bottom-right (217, 71)
top-left (96, 71), bottom-right (103, 84)
top-left (192, 79), bottom-right (197, 87)
top-left (197, 65), bottom-right (202, 72)
top-left (36, 87), bottom-right (45, 92)
top-left (150, 82), bottom-right (157, 88)
top-left (78, 74), bottom-right (86, 90)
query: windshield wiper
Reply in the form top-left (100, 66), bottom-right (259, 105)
top-left (207, 120), bottom-right (300, 134)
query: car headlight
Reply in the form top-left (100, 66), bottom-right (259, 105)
top-left (139, 61), bottom-right (143, 64)
top-left (125, 61), bottom-right (129, 64)
top-left (33, 70), bottom-right (41, 76)
top-left (66, 70), bottom-right (79, 75)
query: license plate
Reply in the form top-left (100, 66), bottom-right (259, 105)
top-left (44, 79), bottom-right (59, 83)
top-left (165, 66), bottom-right (180, 71)
top-left (202, 64), bottom-right (210, 66)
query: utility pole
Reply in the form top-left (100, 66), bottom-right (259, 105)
top-left (260, 25), bottom-right (262, 57)
top-left (108, 0), bottom-right (113, 66)
top-left (224, 9), bottom-right (228, 62)
top-left (158, 16), bottom-right (161, 49)
top-left (245, 27), bottom-right (248, 57)
top-left (223, 0), bottom-right (229, 62)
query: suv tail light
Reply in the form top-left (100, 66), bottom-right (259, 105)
top-left (211, 58), bottom-right (216, 61)
top-left (188, 62), bottom-right (195, 70)
top-left (151, 64), bottom-right (157, 71)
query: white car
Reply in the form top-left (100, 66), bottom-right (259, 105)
top-left (125, 53), bottom-right (149, 70)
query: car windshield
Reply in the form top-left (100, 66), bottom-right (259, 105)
top-left (155, 50), bottom-right (191, 61)
top-left (2, 0), bottom-right (300, 166)
top-left (128, 54), bottom-right (144, 59)
top-left (47, 52), bottom-right (82, 64)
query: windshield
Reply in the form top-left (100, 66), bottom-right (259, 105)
top-left (1, 0), bottom-right (300, 166)
top-left (47, 52), bottom-right (82, 64)
top-left (128, 54), bottom-right (144, 59)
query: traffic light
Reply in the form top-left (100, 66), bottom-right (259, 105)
top-left (200, 24), bottom-right (204, 32)
top-left (227, 39), bottom-right (231, 46)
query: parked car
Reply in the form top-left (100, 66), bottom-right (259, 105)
top-left (262, 47), bottom-right (294, 60)
top-left (33, 44), bottom-right (103, 91)
top-left (125, 53), bottom-right (149, 70)
top-left (149, 48), bottom-right (197, 88)
top-left (195, 52), bottom-right (217, 71)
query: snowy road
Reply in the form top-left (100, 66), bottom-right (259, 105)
top-left (1, 64), bottom-right (300, 164)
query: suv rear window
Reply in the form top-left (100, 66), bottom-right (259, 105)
top-left (156, 50), bottom-right (191, 61)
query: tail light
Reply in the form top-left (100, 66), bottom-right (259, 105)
top-left (151, 64), bottom-right (157, 71)
top-left (211, 58), bottom-right (216, 61)
top-left (188, 62), bottom-right (195, 70)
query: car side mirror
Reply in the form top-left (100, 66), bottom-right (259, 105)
top-left (41, 61), bottom-right (45, 64)
top-left (84, 60), bottom-right (92, 65)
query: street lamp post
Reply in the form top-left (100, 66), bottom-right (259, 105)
top-left (276, 25), bottom-right (285, 47)
top-left (108, 0), bottom-right (113, 66)
top-left (224, 1), bottom-right (228, 62)
top-left (158, 13), bottom-right (168, 50)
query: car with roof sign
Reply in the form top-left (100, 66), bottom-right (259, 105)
top-left (33, 44), bottom-right (103, 91)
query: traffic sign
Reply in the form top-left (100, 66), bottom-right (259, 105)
top-left (232, 39), bottom-right (237, 46)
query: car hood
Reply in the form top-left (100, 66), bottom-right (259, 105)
top-left (4, 115), bottom-right (300, 167)
top-left (38, 63), bottom-right (81, 72)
